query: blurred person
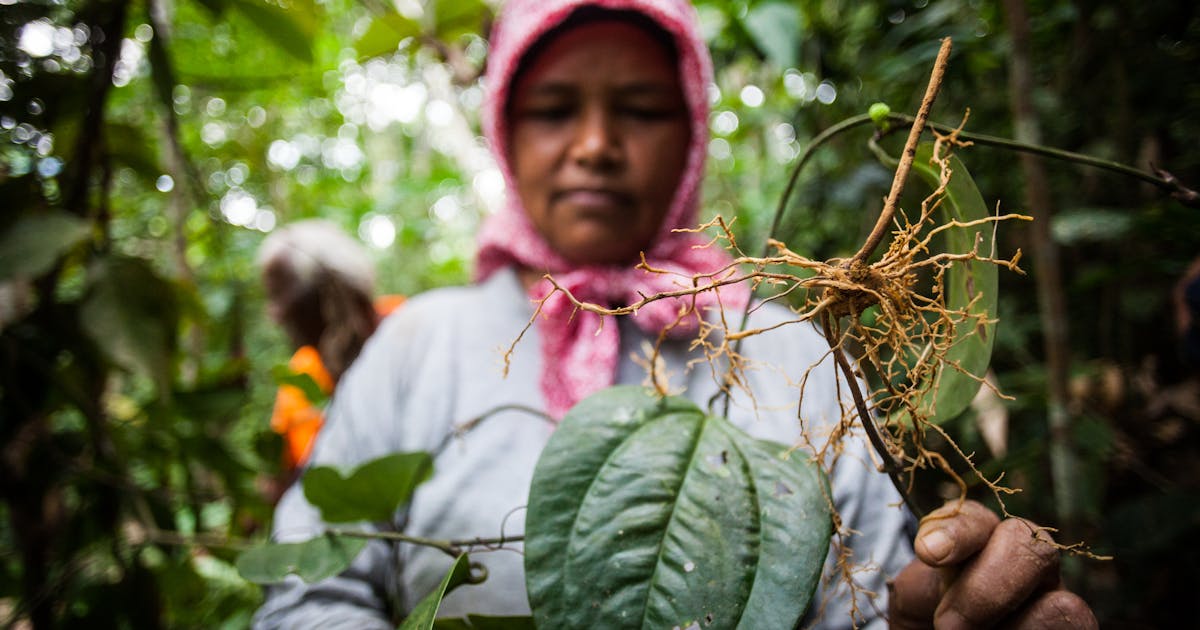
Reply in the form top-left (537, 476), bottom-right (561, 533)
top-left (1175, 255), bottom-right (1200, 370)
top-left (257, 219), bottom-right (403, 474)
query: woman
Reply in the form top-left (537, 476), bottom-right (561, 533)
top-left (254, 1), bottom-right (1094, 628)
top-left (258, 219), bottom-right (405, 477)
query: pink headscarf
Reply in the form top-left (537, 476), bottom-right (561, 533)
top-left (476, 0), bottom-right (747, 418)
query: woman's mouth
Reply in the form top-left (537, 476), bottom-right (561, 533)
top-left (555, 188), bottom-right (633, 210)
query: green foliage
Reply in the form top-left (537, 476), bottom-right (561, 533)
top-left (303, 452), bottom-right (433, 523)
top-left (236, 533), bottom-right (369, 584)
top-left (877, 142), bottom-right (998, 426)
top-left (399, 553), bottom-right (474, 630)
top-left (355, 13), bottom-right (422, 60)
top-left (270, 363), bottom-right (327, 404)
top-left (80, 255), bottom-right (181, 396)
top-left (740, 2), bottom-right (803, 68)
top-left (524, 387), bottom-right (831, 629)
top-left (0, 211), bottom-right (91, 281)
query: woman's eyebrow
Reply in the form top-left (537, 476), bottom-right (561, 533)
top-left (521, 79), bottom-right (680, 95)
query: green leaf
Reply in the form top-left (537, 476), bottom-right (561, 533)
top-left (398, 553), bottom-right (473, 630)
top-left (303, 452), bottom-right (433, 523)
top-left (892, 142), bottom-right (997, 425)
top-left (0, 212), bottom-right (91, 281)
top-left (79, 256), bottom-right (179, 395)
top-left (525, 386), bottom-right (831, 630)
top-left (228, 0), bottom-right (317, 63)
top-left (432, 0), bottom-right (490, 41)
top-left (355, 12), bottom-right (421, 59)
top-left (270, 364), bottom-right (328, 405)
top-left (236, 534), bottom-right (368, 584)
top-left (106, 122), bottom-right (164, 180)
top-left (740, 2), bottom-right (802, 68)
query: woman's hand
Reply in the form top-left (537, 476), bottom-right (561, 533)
top-left (887, 500), bottom-right (1097, 629)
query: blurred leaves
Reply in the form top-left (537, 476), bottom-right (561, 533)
top-left (79, 255), bottom-right (180, 395)
top-left (228, 0), bottom-right (318, 64)
top-left (236, 533), bottom-right (368, 584)
top-left (270, 364), bottom-right (327, 404)
top-left (0, 211), bottom-right (91, 281)
top-left (355, 12), bottom-right (421, 60)
top-left (903, 143), bottom-right (997, 425)
top-left (398, 553), bottom-right (473, 630)
top-left (303, 451), bottom-right (432, 523)
top-left (741, 1), bottom-right (803, 68)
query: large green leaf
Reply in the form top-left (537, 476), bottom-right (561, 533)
top-left (398, 553), bottom-right (472, 630)
top-left (525, 386), bottom-right (831, 630)
top-left (303, 452), bottom-right (433, 523)
top-left (887, 142), bottom-right (997, 425)
top-left (740, 2), bottom-right (803, 69)
top-left (0, 212), bottom-right (91, 282)
top-left (236, 534), bottom-right (368, 584)
top-left (79, 256), bottom-right (179, 395)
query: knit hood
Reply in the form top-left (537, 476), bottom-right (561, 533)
top-left (473, 0), bottom-right (745, 418)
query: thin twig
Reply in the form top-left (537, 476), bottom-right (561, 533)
top-left (883, 114), bottom-right (1199, 207)
top-left (328, 528), bottom-right (524, 558)
top-left (434, 404), bottom-right (553, 455)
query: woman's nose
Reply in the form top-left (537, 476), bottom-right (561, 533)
top-left (568, 107), bottom-right (621, 168)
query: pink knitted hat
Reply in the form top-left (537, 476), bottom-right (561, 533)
top-left (475, 0), bottom-right (747, 418)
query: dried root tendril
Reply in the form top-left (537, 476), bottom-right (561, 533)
top-left (498, 40), bottom-right (1107, 619)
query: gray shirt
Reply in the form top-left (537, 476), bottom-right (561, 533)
top-left (253, 267), bottom-right (914, 629)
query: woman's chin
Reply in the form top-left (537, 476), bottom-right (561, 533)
top-left (555, 240), bottom-right (644, 267)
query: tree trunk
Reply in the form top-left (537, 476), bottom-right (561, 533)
top-left (1000, 0), bottom-right (1082, 570)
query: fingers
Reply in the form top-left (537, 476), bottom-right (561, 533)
top-left (1006, 590), bottom-right (1099, 630)
top-left (933, 518), bottom-right (1062, 629)
top-left (914, 500), bottom-right (1001, 567)
top-left (887, 559), bottom-right (941, 629)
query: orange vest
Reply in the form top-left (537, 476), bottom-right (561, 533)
top-left (269, 296), bottom-right (404, 471)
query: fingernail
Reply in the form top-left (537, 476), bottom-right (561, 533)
top-left (919, 529), bottom-right (952, 562)
top-left (936, 608), bottom-right (970, 630)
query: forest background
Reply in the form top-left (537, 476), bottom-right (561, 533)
top-left (1, 0), bottom-right (1198, 627)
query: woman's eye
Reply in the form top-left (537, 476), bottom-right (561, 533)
top-left (618, 104), bottom-right (683, 121)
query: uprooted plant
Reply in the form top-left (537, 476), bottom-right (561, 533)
top-left (524, 38), bottom-right (1024, 517)
top-left (234, 36), bottom-right (1192, 629)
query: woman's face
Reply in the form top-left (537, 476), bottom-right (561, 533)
top-left (508, 20), bottom-right (690, 266)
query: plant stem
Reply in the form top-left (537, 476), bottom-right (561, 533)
top-left (820, 316), bottom-right (924, 518)
top-left (887, 114), bottom-right (1199, 204)
top-left (328, 528), bottom-right (524, 558)
top-left (852, 37), bottom-right (953, 267)
top-left (762, 115), bottom-right (879, 257)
